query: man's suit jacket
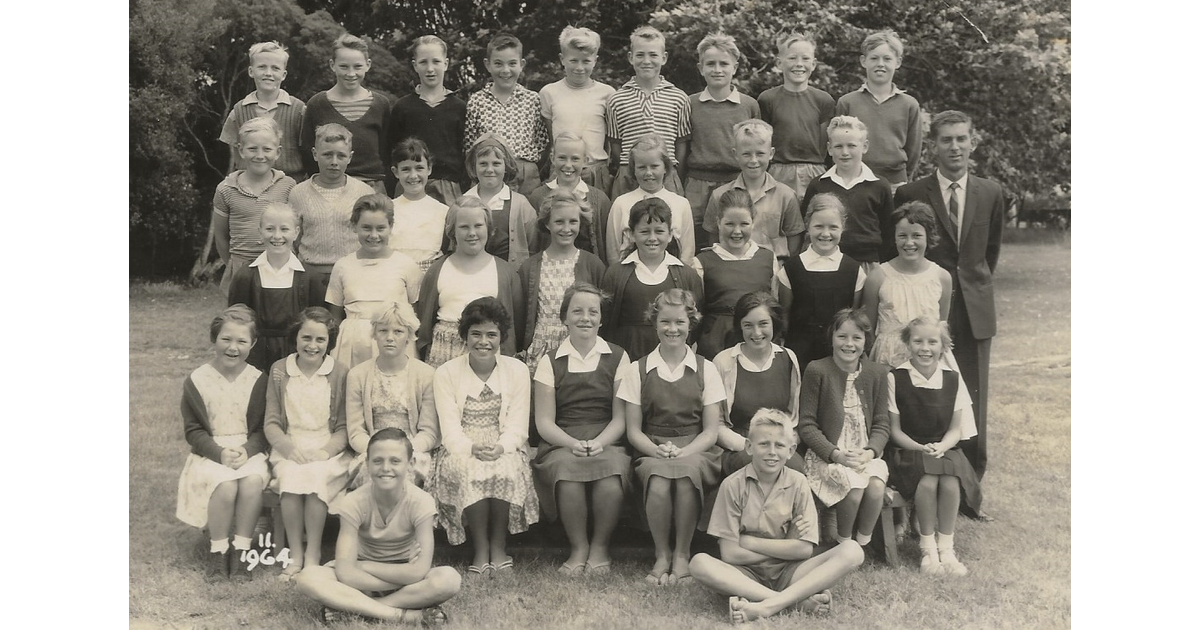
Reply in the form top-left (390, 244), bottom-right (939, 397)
top-left (893, 174), bottom-right (1004, 340)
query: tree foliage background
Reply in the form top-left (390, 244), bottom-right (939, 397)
top-left (130, 0), bottom-right (1069, 279)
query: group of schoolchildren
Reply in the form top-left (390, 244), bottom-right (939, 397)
top-left (183, 21), bottom-right (987, 625)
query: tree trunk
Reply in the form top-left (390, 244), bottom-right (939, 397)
top-left (189, 214), bottom-right (224, 286)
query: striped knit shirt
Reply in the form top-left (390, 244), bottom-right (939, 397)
top-left (605, 78), bottom-right (692, 165)
top-left (212, 170), bottom-right (296, 261)
top-left (288, 176), bottom-right (376, 265)
top-left (219, 90), bottom-right (307, 177)
top-left (331, 97), bottom-right (373, 121)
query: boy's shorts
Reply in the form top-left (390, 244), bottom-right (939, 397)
top-left (580, 159), bottom-right (612, 199)
top-left (768, 163), bottom-right (826, 199)
top-left (219, 254), bottom-right (254, 298)
top-left (609, 164), bottom-right (683, 200)
top-left (427, 179), bottom-right (463, 206)
top-left (735, 558), bottom-right (803, 591)
top-left (684, 176), bottom-right (736, 250)
top-left (513, 158), bottom-right (541, 196)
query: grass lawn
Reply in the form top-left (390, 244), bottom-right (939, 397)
top-left (130, 230), bottom-right (1070, 629)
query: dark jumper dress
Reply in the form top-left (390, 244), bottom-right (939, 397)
top-left (886, 368), bottom-right (982, 512)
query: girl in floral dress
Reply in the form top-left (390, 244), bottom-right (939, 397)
top-left (518, 188), bottom-right (607, 374)
top-left (430, 297), bottom-right (538, 578)
top-left (797, 308), bottom-right (891, 548)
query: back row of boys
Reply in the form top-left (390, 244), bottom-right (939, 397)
top-left (219, 25), bottom-right (920, 253)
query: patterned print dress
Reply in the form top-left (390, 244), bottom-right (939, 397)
top-left (430, 385), bottom-right (539, 545)
top-left (804, 368), bottom-right (889, 506)
top-left (523, 252), bottom-right (577, 371)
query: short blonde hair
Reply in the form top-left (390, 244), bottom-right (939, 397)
top-left (697, 33), bottom-right (740, 61)
top-left (248, 41), bottom-right (289, 65)
top-left (560, 26), bottom-right (601, 55)
top-left (827, 115), bottom-right (869, 139)
top-left (237, 116), bottom-right (282, 145)
top-left (733, 119), bottom-right (773, 145)
top-left (260, 202), bottom-right (297, 227)
top-left (333, 33), bottom-right (370, 59)
top-left (445, 195), bottom-right (494, 244)
top-left (630, 25), bottom-right (666, 47)
top-left (314, 123), bottom-right (352, 148)
top-left (776, 33), bottom-right (816, 56)
top-left (371, 301), bottom-right (420, 333)
top-left (748, 408), bottom-right (797, 442)
top-left (646, 288), bottom-right (700, 329)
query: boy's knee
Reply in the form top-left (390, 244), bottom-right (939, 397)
top-left (834, 539), bottom-right (865, 567)
top-left (688, 552), bottom-right (717, 575)
top-left (294, 566), bottom-right (330, 597)
top-left (427, 566), bottom-right (462, 596)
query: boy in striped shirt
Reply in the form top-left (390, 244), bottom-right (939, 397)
top-left (605, 25), bottom-right (691, 200)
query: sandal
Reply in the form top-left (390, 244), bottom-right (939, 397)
top-left (422, 605), bottom-right (450, 626)
top-left (492, 557), bottom-right (514, 573)
top-left (466, 564), bottom-right (491, 580)
top-left (584, 561), bottom-right (611, 575)
top-left (644, 567), bottom-right (669, 585)
top-left (558, 562), bottom-right (586, 576)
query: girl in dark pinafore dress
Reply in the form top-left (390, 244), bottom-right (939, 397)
top-left (887, 315), bottom-right (981, 576)
top-left (531, 283), bottom-right (632, 575)
top-left (617, 288), bottom-right (726, 586)
top-left (783, 193), bottom-right (865, 372)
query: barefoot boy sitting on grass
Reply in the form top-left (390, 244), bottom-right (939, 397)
top-left (690, 408), bottom-right (863, 623)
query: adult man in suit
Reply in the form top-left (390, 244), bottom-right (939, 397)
top-left (895, 110), bottom-right (1003, 520)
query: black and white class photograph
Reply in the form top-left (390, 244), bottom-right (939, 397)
top-left (128, 1), bottom-right (1073, 627)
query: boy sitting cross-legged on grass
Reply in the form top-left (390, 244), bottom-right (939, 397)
top-left (690, 408), bottom-right (863, 624)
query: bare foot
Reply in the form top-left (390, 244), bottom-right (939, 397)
top-left (585, 545), bottom-right (611, 571)
top-left (737, 600), bottom-right (770, 622)
top-left (395, 608), bottom-right (424, 626)
top-left (729, 597), bottom-right (750, 624)
top-left (797, 589), bottom-right (832, 616)
top-left (562, 546), bottom-right (589, 572)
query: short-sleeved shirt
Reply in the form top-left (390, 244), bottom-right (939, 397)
top-left (539, 79), bottom-right (616, 163)
top-left (701, 173), bottom-right (803, 259)
top-left (331, 484), bottom-right (437, 563)
top-left (212, 170), bottom-right (296, 261)
top-left (464, 83), bottom-right (550, 163)
top-left (707, 464), bottom-right (818, 546)
top-left (533, 337), bottom-right (632, 385)
top-left (605, 78), bottom-right (692, 165)
top-left (615, 346), bottom-right (726, 406)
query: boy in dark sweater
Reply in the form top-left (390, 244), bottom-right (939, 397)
top-left (800, 116), bottom-right (893, 268)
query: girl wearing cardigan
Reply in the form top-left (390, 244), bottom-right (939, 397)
top-left (416, 196), bottom-right (524, 368)
top-left (797, 308), bottom-right (891, 548)
top-left (345, 302), bottom-right (439, 488)
top-left (176, 305), bottom-right (269, 582)
top-left (263, 307), bottom-right (353, 580)
top-left (517, 188), bottom-right (607, 374)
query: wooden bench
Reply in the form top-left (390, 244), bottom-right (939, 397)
top-left (875, 492), bottom-right (911, 567)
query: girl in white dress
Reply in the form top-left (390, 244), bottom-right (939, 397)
top-left (863, 201), bottom-right (955, 369)
top-left (326, 193), bottom-right (422, 369)
top-left (264, 307), bottom-right (354, 580)
top-left (176, 305), bottom-right (270, 581)
top-left (390, 137), bottom-right (450, 282)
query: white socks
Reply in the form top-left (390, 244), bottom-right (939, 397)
top-left (232, 535), bottom-right (253, 551)
top-left (854, 532), bottom-right (873, 546)
top-left (210, 538), bottom-right (230, 554)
